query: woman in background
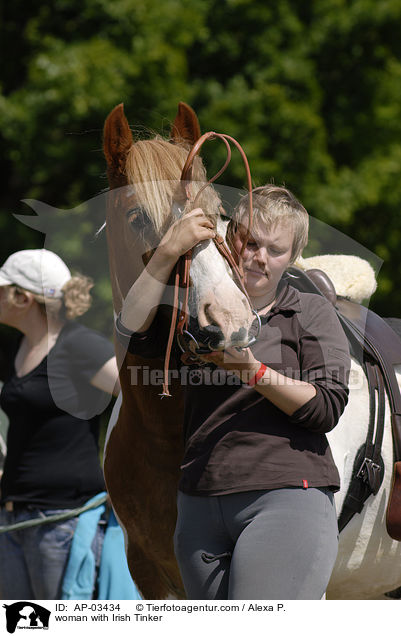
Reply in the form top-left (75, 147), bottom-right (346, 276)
top-left (0, 248), bottom-right (119, 600)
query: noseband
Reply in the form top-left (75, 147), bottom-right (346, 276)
top-left (161, 132), bottom-right (260, 397)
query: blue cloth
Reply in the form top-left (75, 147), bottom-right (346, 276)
top-left (61, 493), bottom-right (106, 599)
top-left (61, 493), bottom-right (141, 600)
top-left (97, 509), bottom-right (141, 600)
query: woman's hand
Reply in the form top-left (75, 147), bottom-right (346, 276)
top-left (121, 208), bottom-right (215, 333)
top-left (157, 208), bottom-right (216, 261)
top-left (201, 346), bottom-right (317, 416)
top-left (199, 347), bottom-right (261, 383)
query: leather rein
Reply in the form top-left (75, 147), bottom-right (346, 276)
top-left (160, 131), bottom-right (260, 397)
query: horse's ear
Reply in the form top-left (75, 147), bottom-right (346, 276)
top-left (103, 103), bottom-right (133, 184)
top-left (170, 102), bottom-right (201, 146)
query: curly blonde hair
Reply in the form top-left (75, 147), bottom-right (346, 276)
top-left (12, 273), bottom-right (93, 320)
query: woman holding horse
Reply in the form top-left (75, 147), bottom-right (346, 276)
top-left (0, 249), bottom-right (119, 600)
top-left (117, 184), bottom-right (350, 600)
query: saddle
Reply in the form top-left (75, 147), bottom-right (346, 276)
top-left (287, 266), bottom-right (401, 539)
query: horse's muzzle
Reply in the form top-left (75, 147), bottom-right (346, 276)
top-left (177, 310), bottom-right (261, 356)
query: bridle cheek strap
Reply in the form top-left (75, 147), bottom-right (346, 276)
top-left (160, 251), bottom-right (191, 398)
top-left (213, 234), bottom-right (253, 306)
top-left (180, 131), bottom-right (254, 262)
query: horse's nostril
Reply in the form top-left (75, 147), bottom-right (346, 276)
top-left (200, 325), bottom-right (224, 349)
top-left (231, 327), bottom-right (247, 344)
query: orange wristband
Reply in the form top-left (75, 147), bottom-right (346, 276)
top-left (247, 363), bottom-right (267, 386)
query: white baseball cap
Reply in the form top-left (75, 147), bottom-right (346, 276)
top-left (0, 249), bottom-right (72, 298)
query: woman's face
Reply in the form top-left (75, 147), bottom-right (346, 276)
top-left (231, 220), bottom-right (294, 304)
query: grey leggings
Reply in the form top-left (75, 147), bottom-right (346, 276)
top-left (174, 487), bottom-right (338, 600)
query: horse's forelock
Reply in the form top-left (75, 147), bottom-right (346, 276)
top-left (124, 137), bottom-right (187, 235)
top-left (124, 136), bottom-right (221, 236)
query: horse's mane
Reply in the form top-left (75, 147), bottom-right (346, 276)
top-left (125, 135), bottom-right (221, 236)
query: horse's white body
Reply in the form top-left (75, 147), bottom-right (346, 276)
top-left (327, 360), bottom-right (401, 599)
top-left (295, 254), bottom-right (401, 598)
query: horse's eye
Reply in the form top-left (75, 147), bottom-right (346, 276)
top-left (126, 206), bottom-right (149, 231)
top-left (218, 205), bottom-right (231, 222)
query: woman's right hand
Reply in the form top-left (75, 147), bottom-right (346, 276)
top-left (157, 208), bottom-right (216, 261)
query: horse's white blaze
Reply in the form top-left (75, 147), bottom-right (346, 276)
top-left (189, 220), bottom-right (253, 346)
top-left (327, 362), bottom-right (401, 599)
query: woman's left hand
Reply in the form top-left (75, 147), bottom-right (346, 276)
top-left (199, 347), bottom-right (261, 382)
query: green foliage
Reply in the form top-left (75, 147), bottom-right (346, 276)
top-left (1, 0), bottom-right (400, 325)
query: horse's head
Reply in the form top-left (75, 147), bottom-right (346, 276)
top-left (103, 102), bottom-right (254, 352)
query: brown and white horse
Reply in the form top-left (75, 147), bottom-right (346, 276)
top-left (103, 102), bottom-right (401, 600)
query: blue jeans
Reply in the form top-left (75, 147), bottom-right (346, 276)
top-left (0, 507), bottom-right (104, 600)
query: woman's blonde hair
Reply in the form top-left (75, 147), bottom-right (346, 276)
top-left (229, 184), bottom-right (309, 263)
top-left (11, 273), bottom-right (93, 320)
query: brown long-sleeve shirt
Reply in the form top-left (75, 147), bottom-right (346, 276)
top-left (118, 280), bottom-right (350, 494)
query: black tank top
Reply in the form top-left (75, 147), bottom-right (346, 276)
top-left (0, 321), bottom-right (114, 508)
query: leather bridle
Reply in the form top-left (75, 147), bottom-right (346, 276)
top-left (161, 132), bottom-right (260, 397)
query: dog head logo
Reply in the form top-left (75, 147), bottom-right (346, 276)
top-left (2, 603), bottom-right (50, 633)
